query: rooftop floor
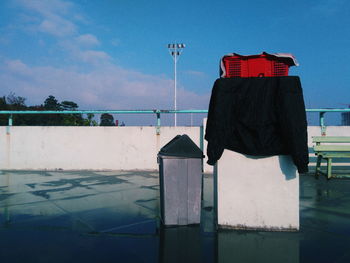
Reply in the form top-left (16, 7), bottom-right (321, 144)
top-left (0, 170), bottom-right (350, 263)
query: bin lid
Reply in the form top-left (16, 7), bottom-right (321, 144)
top-left (158, 134), bottom-right (204, 158)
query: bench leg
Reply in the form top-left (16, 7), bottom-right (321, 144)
top-left (327, 158), bottom-right (332, 179)
top-left (315, 155), bottom-right (322, 178)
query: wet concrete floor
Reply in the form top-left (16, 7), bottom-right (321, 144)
top-left (0, 170), bottom-right (350, 263)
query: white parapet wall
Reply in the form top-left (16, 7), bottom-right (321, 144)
top-left (0, 125), bottom-right (349, 171)
top-left (0, 126), bottom-right (201, 170)
top-left (203, 125), bottom-right (350, 173)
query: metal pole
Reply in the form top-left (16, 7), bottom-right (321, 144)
top-left (320, 111), bottom-right (326, 135)
top-left (174, 46), bottom-right (177, 126)
top-left (8, 114), bottom-right (13, 126)
top-left (156, 111), bottom-right (161, 135)
top-left (167, 43), bottom-right (185, 127)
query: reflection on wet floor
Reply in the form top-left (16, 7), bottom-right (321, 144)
top-left (0, 170), bottom-right (350, 263)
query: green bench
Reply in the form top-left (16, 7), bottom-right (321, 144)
top-left (313, 136), bottom-right (350, 179)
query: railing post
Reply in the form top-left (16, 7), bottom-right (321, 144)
top-left (8, 114), bottom-right (13, 126)
top-left (156, 110), bottom-right (161, 135)
top-left (6, 114), bottom-right (13, 134)
top-left (319, 112), bottom-right (326, 136)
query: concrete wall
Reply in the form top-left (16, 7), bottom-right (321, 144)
top-left (0, 126), bottom-right (200, 170)
top-left (0, 125), bottom-right (349, 171)
top-left (204, 126), bottom-right (350, 173)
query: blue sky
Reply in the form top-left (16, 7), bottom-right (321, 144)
top-left (1, 0), bottom-right (350, 124)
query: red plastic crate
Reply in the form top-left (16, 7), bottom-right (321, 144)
top-left (220, 52), bottom-right (298, 78)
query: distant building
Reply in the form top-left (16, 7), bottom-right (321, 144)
top-left (341, 106), bottom-right (350, 125)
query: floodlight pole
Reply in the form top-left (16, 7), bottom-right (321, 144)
top-left (168, 43), bottom-right (185, 126)
top-left (174, 49), bottom-right (177, 126)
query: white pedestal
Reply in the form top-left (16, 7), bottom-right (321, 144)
top-left (216, 150), bottom-right (299, 231)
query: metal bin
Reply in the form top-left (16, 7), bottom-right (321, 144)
top-left (158, 134), bottom-right (204, 226)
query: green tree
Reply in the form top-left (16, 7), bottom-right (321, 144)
top-left (0, 96), bottom-right (8, 125)
top-left (44, 95), bottom-right (61, 110)
top-left (100, 113), bottom-right (115, 126)
top-left (43, 95), bottom-right (63, 125)
top-left (83, 113), bottom-right (98, 126)
top-left (61, 101), bottom-right (78, 110)
top-left (26, 105), bottom-right (46, 125)
top-left (6, 93), bottom-right (26, 108)
top-left (1, 93), bottom-right (99, 126)
top-left (61, 100), bottom-right (84, 126)
top-left (4, 93), bottom-right (28, 125)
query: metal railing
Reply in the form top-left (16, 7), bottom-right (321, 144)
top-left (307, 108), bottom-right (350, 135)
top-left (0, 109), bottom-right (207, 125)
top-left (0, 109), bottom-right (208, 134)
top-left (1, 108), bottom-right (350, 134)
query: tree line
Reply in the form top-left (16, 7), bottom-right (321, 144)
top-left (0, 93), bottom-right (117, 126)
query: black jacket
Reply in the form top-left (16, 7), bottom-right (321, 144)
top-left (205, 76), bottom-right (309, 173)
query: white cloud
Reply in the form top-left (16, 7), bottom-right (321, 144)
top-left (77, 50), bottom-right (111, 64)
top-left (1, 59), bottom-right (209, 111)
top-left (15, 0), bottom-right (103, 66)
top-left (16, 0), bottom-right (74, 16)
top-left (5, 59), bottom-right (30, 75)
top-left (76, 34), bottom-right (100, 46)
top-left (72, 14), bottom-right (89, 24)
top-left (16, 0), bottom-right (76, 37)
top-left (38, 16), bottom-right (76, 37)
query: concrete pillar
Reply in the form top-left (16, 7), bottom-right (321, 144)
top-left (216, 150), bottom-right (299, 231)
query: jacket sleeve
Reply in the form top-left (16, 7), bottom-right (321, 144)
top-left (277, 77), bottom-right (309, 173)
top-left (205, 79), bottom-right (228, 165)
